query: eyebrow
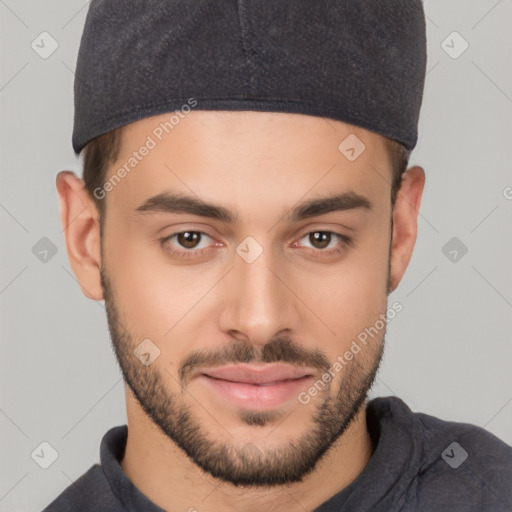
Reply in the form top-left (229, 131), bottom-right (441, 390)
top-left (134, 191), bottom-right (372, 224)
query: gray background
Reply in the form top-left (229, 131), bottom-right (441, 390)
top-left (1, 1), bottom-right (511, 511)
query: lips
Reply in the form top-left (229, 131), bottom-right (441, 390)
top-left (197, 363), bottom-right (316, 410)
top-left (201, 363), bottom-right (313, 385)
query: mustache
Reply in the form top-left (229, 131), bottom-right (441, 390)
top-left (179, 337), bottom-right (331, 385)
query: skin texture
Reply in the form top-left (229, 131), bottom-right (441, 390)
top-left (56, 111), bottom-right (425, 512)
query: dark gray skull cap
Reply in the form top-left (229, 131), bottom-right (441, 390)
top-left (72, 0), bottom-right (427, 155)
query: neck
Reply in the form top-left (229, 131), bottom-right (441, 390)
top-left (120, 394), bottom-right (374, 512)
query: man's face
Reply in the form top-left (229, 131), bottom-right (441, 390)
top-left (99, 111), bottom-right (394, 486)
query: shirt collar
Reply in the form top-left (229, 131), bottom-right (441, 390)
top-left (101, 424), bottom-right (166, 511)
top-left (314, 396), bottom-right (425, 511)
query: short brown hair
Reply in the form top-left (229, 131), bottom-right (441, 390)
top-left (81, 127), bottom-right (409, 222)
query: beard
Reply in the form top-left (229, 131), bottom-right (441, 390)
top-left (100, 266), bottom-right (387, 487)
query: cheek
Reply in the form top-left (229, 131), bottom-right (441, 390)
top-left (104, 238), bottom-right (212, 374)
top-left (104, 231), bottom-right (209, 339)
top-left (303, 224), bottom-right (390, 345)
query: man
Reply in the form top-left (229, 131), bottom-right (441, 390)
top-left (44, 1), bottom-right (511, 511)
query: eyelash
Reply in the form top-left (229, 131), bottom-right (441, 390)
top-left (160, 230), bottom-right (353, 259)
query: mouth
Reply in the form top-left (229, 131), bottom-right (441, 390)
top-left (197, 363), bottom-right (316, 410)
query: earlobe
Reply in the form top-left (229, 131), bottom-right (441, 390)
top-left (56, 170), bottom-right (104, 301)
top-left (388, 166), bottom-right (426, 293)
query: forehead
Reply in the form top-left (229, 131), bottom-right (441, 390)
top-left (104, 111), bottom-right (392, 218)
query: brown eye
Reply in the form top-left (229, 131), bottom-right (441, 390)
top-left (294, 231), bottom-right (352, 257)
top-left (161, 231), bottom-right (214, 257)
top-left (308, 231), bottom-right (332, 250)
top-left (176, 231), bottom-right (202, 249)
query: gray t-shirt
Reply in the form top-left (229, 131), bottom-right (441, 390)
top-left (42, 396), bottom-right (512, 511)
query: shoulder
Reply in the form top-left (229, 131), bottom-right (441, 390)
top-left (370, 396), bottom-right (512, 511)
top-left (41, 464), bottom-right (123, 512)
top-left (414, 406), bottom-right (512, 509)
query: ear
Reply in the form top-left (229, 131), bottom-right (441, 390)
top-left (388, 165), bottom-right (425, 293)
top-left (56, 171), bottom-right (103, 300)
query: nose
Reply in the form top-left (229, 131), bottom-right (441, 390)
top-left (217, 240), bottom-right (302, 348)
